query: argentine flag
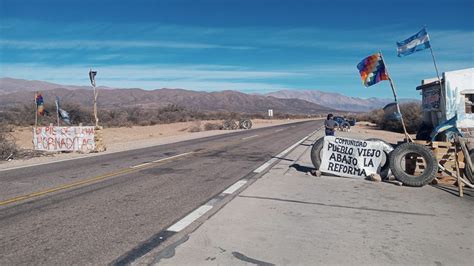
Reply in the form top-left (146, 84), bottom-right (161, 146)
top-left (396, 28), bottom-right (431, 57)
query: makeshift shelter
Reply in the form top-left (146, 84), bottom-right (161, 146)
top-left (416, 68), bottom-right (474, 139)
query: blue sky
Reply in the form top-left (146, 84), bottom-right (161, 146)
top-left (0, 0), bottom-right (472, 99)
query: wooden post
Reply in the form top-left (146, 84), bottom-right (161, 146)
top-left (56, 98), bottom-right (60, 127)
top-left (454, 142), bottom-right (463, 197)
top-left (34, 92), bottom-right (38, 128)
top-left (379, 52), bottom-right (413, 142)
top-left (93, 85), bottom-right (99, 128)
top-left (425, 26), bottom-right (445, 94)
top-left (90, 68), bottom-right (99, 128)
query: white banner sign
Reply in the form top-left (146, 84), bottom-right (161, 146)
top-left (33, 126), bottom-right (96, 152)
top-left (268, 109), bottom-right (273, 117)
top-left (320, 136), bottom-right (388, 178)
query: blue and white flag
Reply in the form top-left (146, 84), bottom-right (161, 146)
top-left (55, 96), bottom-right (71, 125)
top-left (396, 28), bottom-right (431, 57)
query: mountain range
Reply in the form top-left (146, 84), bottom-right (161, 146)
top-left (265, 90), bottom-right (418, 112)
top-left (0, 78), bottom-right (331, 114)
top-left (0, 78), bottom-right (419, 114)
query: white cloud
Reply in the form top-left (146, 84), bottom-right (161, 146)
top-left (0, 39), bottom-right (254, 50)
top-left (0, 63), bottom-right (302, 92)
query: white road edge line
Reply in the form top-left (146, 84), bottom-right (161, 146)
top-left (241, 135), bottom-right (259, 140)
top-left (167, 205), bottom-right (213, 232)
top-left (130, 152), bottom-right (194, 168)
top-left (253, 129), bottom-right (317, 174)
top-left (274, 128), bottom-right (285, 132)
top-left (130, 162), bottom-right (152, 168)
top-left (253, 160), bottom-right (275, 173)
top-left (152, 152), bottom-right (194, 163)
top-left (222, 180), bottom-right (248, 194)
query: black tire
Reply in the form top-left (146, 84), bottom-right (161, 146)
top-left (223, 120), bottom-right (237, 130)
top-left (465, 149), bottom-right (474, 183)
top-left (389, 142), bottom-right (438, 187)
top-left (310, 137), bottom-right (325, 170)
top-left (239, 119), bottom-right (253, 129)
top-left (365, 138), bottom-right (392, 179)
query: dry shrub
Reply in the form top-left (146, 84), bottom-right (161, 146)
top-left (380, 102), bottom-right (421, 133)
top-left (0, 123), bottom-right (18, 160)
top-left (204, 122), bottom-right (222, 131)
top-left (355, 109), bottom-right (384, 125)
top-left (355, 102), bottom-right (422, 134)
top-left (188, 121), bottom-right (202, 132)
top-left (1, 103), bottom-right (323, 129)
top-left (188, 126), bottom-right (201, 132)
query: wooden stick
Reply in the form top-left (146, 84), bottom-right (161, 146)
top-left (458, 137), bottom-right (473, 170)
top-left (438, 162), bottom-right (474, 188)
top-left (454, 142), bottom-right (463, 197)
top-left (56, 98), bottom-right (60, 127)
top-left (379, 52), bottom-right (413, 142)
top-left (34, 92), bottom-right (38, 128)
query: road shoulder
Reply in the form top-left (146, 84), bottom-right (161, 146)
top-left (154, 129), bottom-right (474, 265)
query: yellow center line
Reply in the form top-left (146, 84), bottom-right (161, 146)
top-left (0, 152), bottom-right (194, 207)
top-left (0, 122), bottom-right (309, 207)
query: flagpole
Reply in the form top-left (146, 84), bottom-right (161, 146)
top-left (379, 52), bottom-right (413, 142)
top-left (428, 44), bottom-right (445, 101)
top-left (34, 92), bottom-right (38, 128)
top-left (429, 47), bottom-right (441, 81)
top-left (56, 98), bottom-right (60, 127)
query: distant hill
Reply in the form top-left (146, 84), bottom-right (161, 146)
top-left (0, 77), bottom-right (98, 95)
top-left (0, 78), bottom-right (333, 114)
top-left (266, 90), bottom-right (419, 112)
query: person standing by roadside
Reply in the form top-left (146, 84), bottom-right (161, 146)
top-left (325, 113), bottom-right (337, 136)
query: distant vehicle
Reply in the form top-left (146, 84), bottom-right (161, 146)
top-left (333, 116), bottom-right (353, 130)
top-left (347, 118), bottom-right (357, 126)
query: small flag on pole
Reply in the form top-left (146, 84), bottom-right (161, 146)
top-left (357, 53), bottom-right (389, 87)
top-left (35, 93), bottom-right (46, 116)
top-left (396, 28), bottom-right (431, 57)
top-left (89, 69), bottom-right (97, 87)
top-left (55, 96), bottom-right (71, 125)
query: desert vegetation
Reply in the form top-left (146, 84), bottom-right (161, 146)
top-left (0, 104), bottom-right (313, 128)
top-left (0, 123), bottom-right (17, 160)
top-left (355, 102), bottom-right (422, 134)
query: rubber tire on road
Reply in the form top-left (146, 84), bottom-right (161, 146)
top-left (365, 138), bottom-right (392, 179)
top-left (223, 119), bottom-right (238, 130)
top-left (465, 149), bottom-right (474, 183)
top-left (310, 137), bottom-right (325, 170)
top-left (389, 142), bottom-right (438, 187)
top-left (239, 119), bottom-right (253, 129)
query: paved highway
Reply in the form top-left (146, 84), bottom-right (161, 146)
top-left (0, 120), bottom-right (323, 264)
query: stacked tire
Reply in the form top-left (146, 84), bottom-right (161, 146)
top-left (365, 138), bottom-right (392, 179)
top-left (311, 136), bottom-right (439, 186)
top-left (388, 142), bottom-right (438, 187)
top-left (223, 119), bottom-right (238, 130)
top-left (310, 137), bottom-right (392, 179)
top-left (239, 119), bottom-right (253, 129)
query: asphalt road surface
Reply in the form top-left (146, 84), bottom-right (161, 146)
top-left (0, 120), bottom-right (323, 265)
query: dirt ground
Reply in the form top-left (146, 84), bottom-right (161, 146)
top-left (3, 119), bottom-right (462, 187)
top-left (1, 119), bottom-right (317, 169)
top-left (348, 121), bottom-right (413, 144)
top-left (11, 119), bottom-right (312, 150)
